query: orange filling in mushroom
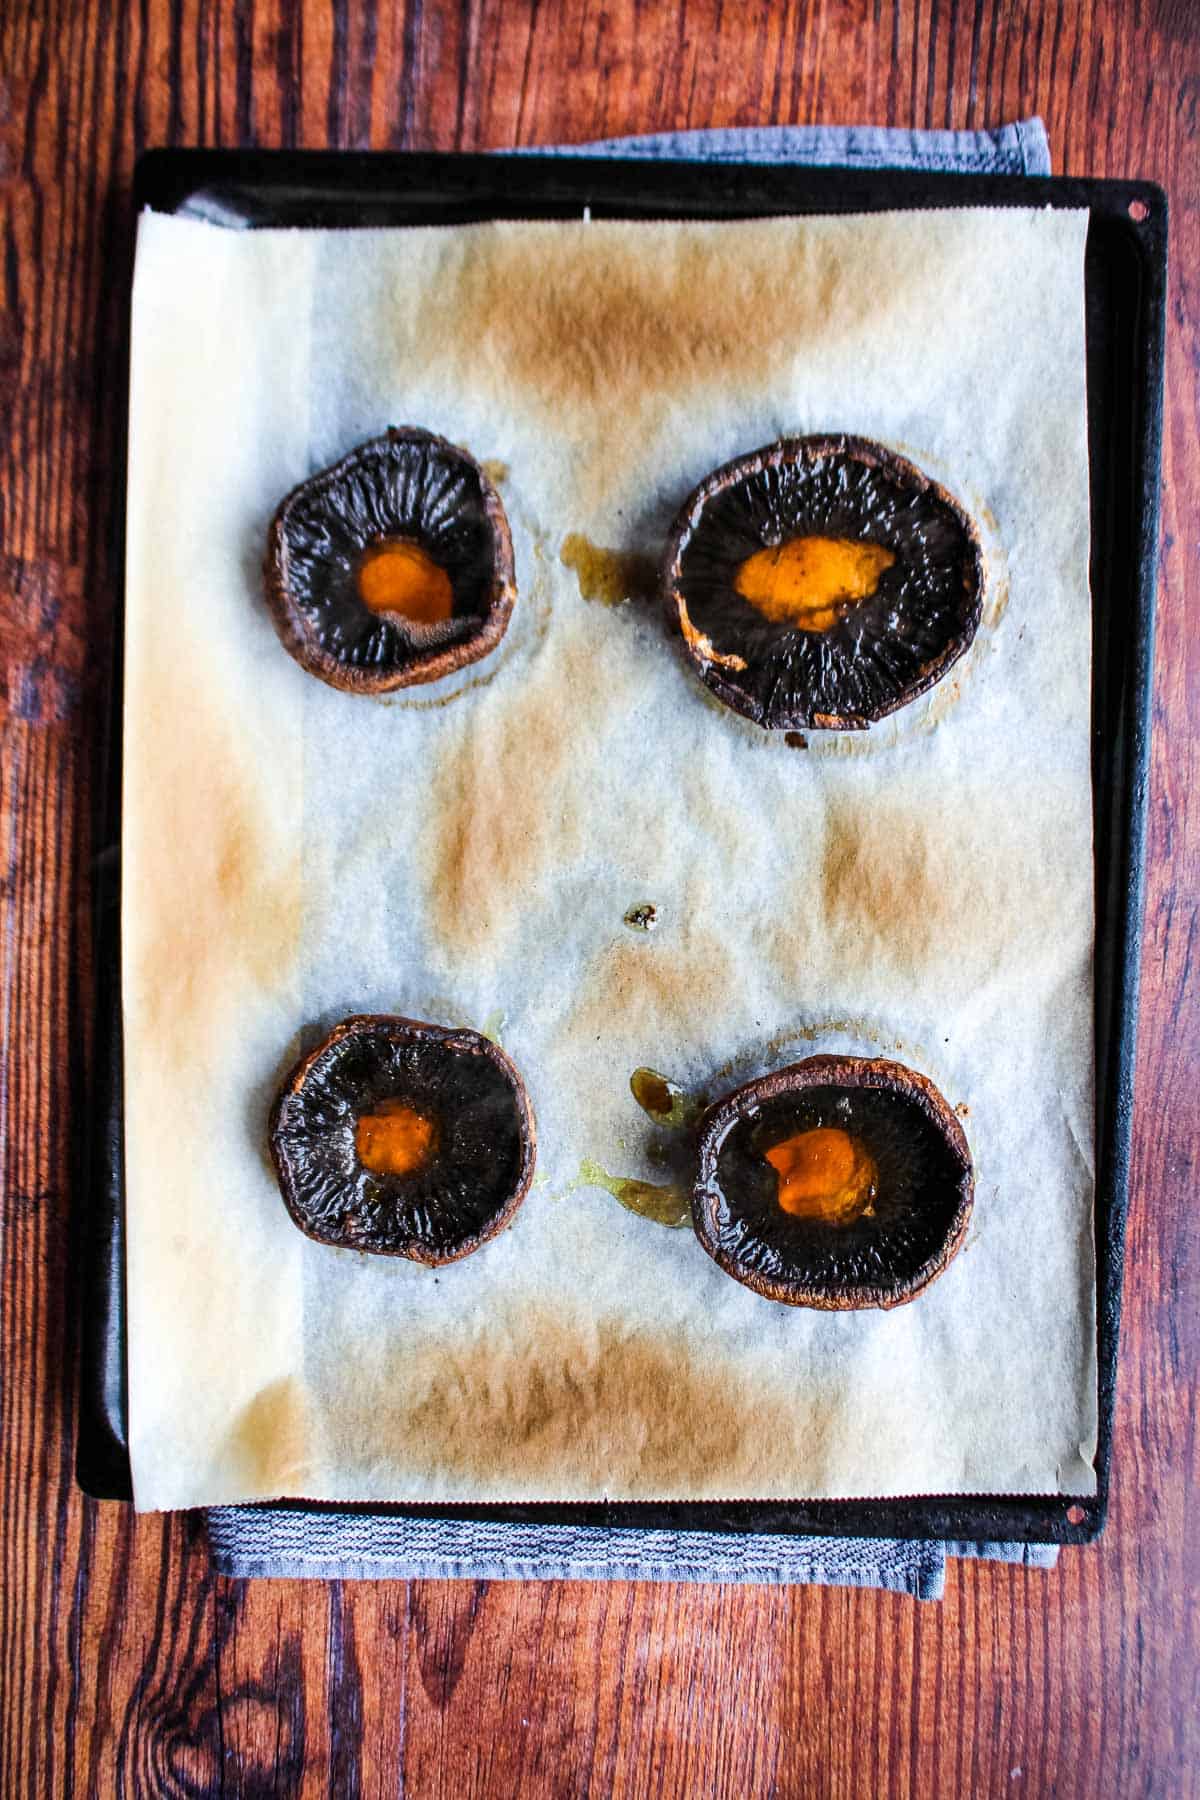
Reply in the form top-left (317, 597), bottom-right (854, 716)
top-left (357, 540), bottom-right (454, 625)
top-left (765, 1125), bottom-right (878, 1225)
top-left (734, 536), bottom-right (895, 632)
top-left (355, 1099), bottom-right (439, 1178)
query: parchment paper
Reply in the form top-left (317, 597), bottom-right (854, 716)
top-left (123, 207), bottom-right (1096, 1512)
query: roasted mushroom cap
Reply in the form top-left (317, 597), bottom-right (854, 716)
top-left (265, 428), bottom-right (516, 694)
top-left (663, 435), bottom-right (984, 730)
top-left (692, 1055), bottom-right (972, 1309)
top-left (270, 1015), bottom-right (536, 1263)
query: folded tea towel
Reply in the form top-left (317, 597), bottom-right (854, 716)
top-left (512, 118), bottom-right (1050, 174)
top-left (206, 1506), bottom-right (1059, 1600)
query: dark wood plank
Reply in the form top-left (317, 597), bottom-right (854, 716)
top-left (1, 1), bottom-right (1197, 1795)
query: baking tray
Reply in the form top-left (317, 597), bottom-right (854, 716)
top-left (77, 151), bottom-right (1166, 1544)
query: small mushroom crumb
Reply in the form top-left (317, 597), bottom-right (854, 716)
top-left (624, 902), bottom-right (659, 932)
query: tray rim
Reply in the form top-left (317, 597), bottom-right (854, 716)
top-left (77, 149), bottom-right (1167, 1546)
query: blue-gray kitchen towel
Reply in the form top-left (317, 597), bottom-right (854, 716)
top-left (207, 117), bottom-right (1058, 1598)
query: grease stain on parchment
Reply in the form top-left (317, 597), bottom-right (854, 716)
top-left (225, 1377), bottom-right (312, 1494)
top-left (575, 1159), bottom-right (691, 1229)
top-left (131, 698), bottom-right (301, 1078)
top-left (425, 610), bottom-right (622, 963)
top-left (560, 533), bottom-right (658, 607)
top-left (413, 220), bottom-right (887, 505)
top-left (322, 1310), bottom-right (832, 1499)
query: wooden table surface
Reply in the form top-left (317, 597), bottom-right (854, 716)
top-left (2, 1), bottom-right (1197, 1793)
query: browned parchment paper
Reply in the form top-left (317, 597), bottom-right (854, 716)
top-left (123, 208), bottom-right (1095, 1511)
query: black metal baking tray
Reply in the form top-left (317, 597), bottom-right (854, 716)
top-left (78, 151), bottom-right (1166, 1546)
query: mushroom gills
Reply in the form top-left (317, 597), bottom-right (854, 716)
top-left (664, 436), bottom-right (984, 730)
top-left (264, 428), bottom-right (516, 693)
top-left (269, 1015), bottom-right (536, 1263)
top-left (692, 1056), bottom-right (973, 1309)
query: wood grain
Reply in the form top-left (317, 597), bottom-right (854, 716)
top-left (1, 1), bottom-right (1197, 1794)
